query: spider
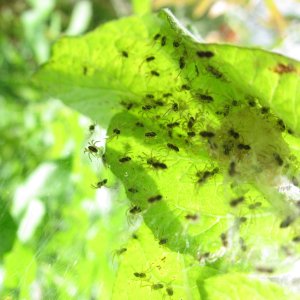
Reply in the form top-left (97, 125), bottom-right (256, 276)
top-left (84, 140), bottom-right (103, 161)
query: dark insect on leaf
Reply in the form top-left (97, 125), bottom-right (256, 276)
top-left (167, 122), bottom-right (180, 128)
top-left (228, 128), bottom-right (239, 139)
top-left (248, 202), bottom-right (262, 210)
top-left (135, 122), bottom-right (144, 127)
top-left (196, 50), bottom-right (214, 58)
top-left (173, 41), bottom-right (180, 47)
top-left (188, 117), bottom-right (195, 129)
top-left (161, 36), bottom-right (167, 46)
top-left (181, 84), bottom-right (190, 90)
top-left (91, 179), bottom-right (108, 189)
top-left (113, 128), bottom-right (121, 134)
top-left (142, 105), bottom-right (153, 110)
top-left (172, 103), bottom-right (179, 111)
top-left (179, 56), bottom-right (185, 69)
top-left (151, 70), bottom-right (160, 76)
top-left (153, 33), bottom-right (161, 40)
top-left (261, 106), bottom-right (270, 114)
top-left (188, 131), bottom-right (196, 137)
top-left (199, 131), bottom-right (215, 138)
top-left (185, 214), bottom-right (198, 221)
top-left (230, 196), bottom-right (245, 207)
top-left (159, 238), bottom-right (167, 245)
top-left (147, 159), bottom-right (167, 170)
top-left (277, 119), bottom-right (286, 131)
top-left (119, 156), bottom-right (131, 163)
top-left (220, 233), bottom-right (228, 247)
top-left (152, 283), bottom-right (164, 290)
top-left (163, 93), bottom-right (172, 98)
top-left (122, 50), bottom-right (128, 58)
top-left (196, 93), bottom-right (214, 103)
top-left (146, 56), bottom-right (155, 62)
top-left (273, 152), bottom-right (283, 166)
top-left (154, 100), bottom-right (164, 106)
top-left (167, 143), bottom-right (179, 152)
top-left (237, 143), bottom-right (251, 150)
top-left (83, 66), bottom-right (88, 75)
top-left (148, 194), bottom-right (162, 203)
top-left (145, 132), bottom-right (157, 137)
top-left (146, 93), bottom-right (154, 99)
top-left (134, 272), bottom-right (146, 278)
top-left (129, 206), bottom-right (142, 214)
top-left (166, 287), bottom-right (174, 296)
top-left (116, 248), bottom-right (127, 255)
top-left (206, 65), bottom-right (223, 79)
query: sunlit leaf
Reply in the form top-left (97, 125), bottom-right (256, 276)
top-left (35, 8), bottom-right (300, 298)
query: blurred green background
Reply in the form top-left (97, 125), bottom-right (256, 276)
top-left (1, 0), bottom-right (300, 299)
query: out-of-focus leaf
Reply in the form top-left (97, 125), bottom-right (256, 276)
top-left (0, 201), bottom-right (17, 259)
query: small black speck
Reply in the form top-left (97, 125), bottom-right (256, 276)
top-left (122, 51), bottom-right (128, 58)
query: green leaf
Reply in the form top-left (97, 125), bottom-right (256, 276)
top-left (202, 44), bottom-right (300, 134)
top-left (35, 8), bottom-right (300, 298)
top-left (112, 223), bottom-right (218, 299)
top-left (202, 273), bottom-right (300, 300)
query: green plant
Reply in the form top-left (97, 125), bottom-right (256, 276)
top-left (35, 9), bottom-right (300, 299)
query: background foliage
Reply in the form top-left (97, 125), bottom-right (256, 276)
top-left (1, 0), bottom-right (300, 299)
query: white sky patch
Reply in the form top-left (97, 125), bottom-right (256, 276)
top-left (18, 198), bottom-right (45, 243)
top-left (82, 187), bottom-right (112, 217)
top-left (12, 163), bottom-right (56, 218)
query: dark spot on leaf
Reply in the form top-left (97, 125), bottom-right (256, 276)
top-left (128, 187), bottom-right (138, 193)
top-left (279, 215), bottom-right (294, 228)
top-left (206, 65), bottom-right (223, 79)
top-left (228, 161), bottom-right (236, 176)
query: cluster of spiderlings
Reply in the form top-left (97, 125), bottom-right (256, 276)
top-left (93, 25), bottom-right (300, 283)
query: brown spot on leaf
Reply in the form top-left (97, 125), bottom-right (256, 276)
top-left (273, 63), bottom-right (296, 74)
